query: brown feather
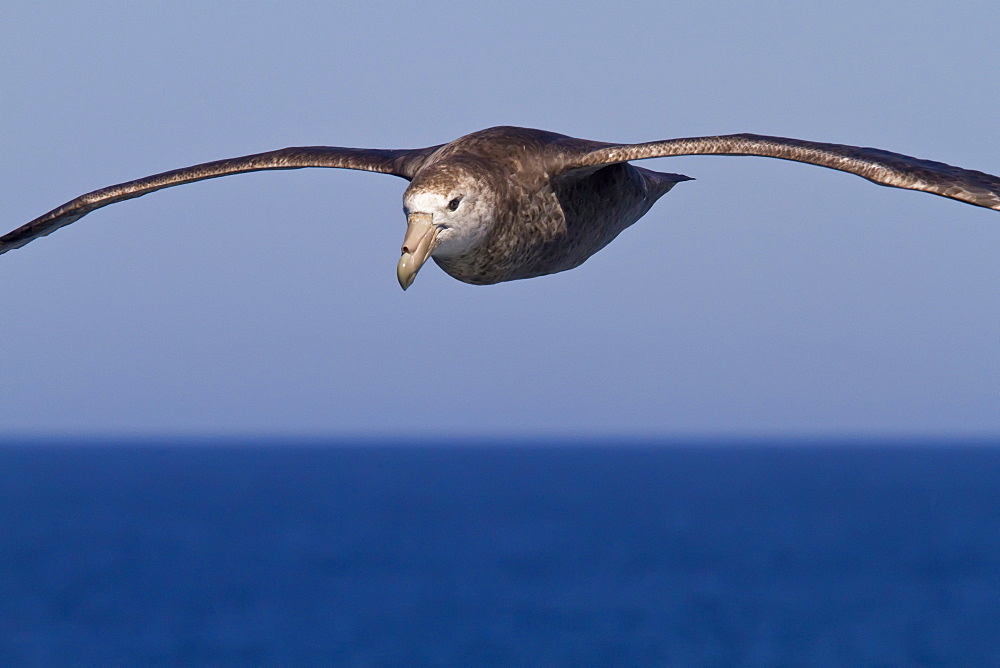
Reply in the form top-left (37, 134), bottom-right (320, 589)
top-left (3, 127), bottom-right (996, 287)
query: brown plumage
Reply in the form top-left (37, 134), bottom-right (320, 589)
top-left (3, 126), bottom-right (997, 288)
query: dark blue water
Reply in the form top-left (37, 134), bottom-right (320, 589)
top-left (1, 441), bottom-right (998, 665)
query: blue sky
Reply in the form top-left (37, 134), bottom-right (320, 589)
top-left (2, 2), bottom-right (997, 438)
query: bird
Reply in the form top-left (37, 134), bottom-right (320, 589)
top-left (3, 126), bottom-right (998, 289)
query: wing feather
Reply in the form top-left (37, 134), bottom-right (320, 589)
top-left (1, 145), bottom-right (439, 255)
top-left (563, 134), bottom-right (1000, 211)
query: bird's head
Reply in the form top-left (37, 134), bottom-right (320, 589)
top-left (397, 162), bottom-right (495, 290)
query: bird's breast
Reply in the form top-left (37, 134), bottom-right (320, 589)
top-left (435, 163), bottom-right (666, 285)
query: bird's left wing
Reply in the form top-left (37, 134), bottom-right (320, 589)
top-left (555, 134), bottom-right (1000, 211)
top-left (1, 144), bottom-right (441, 255)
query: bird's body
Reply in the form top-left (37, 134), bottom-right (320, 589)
top-left (3, 126), bottom-right (997, 288)
top-left (408, 127), bottom-right (690, 284)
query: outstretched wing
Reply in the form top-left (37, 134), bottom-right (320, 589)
top-left (558, 134), bottom-right (1000, 211)
top-left (1, 144), bottom-right (441, 255)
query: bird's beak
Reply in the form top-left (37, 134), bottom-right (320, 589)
top-left (396, 212), bottom-right (439, 290)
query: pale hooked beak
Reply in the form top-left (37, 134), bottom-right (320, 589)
top-left (396, 212), bottom-right (440, 290)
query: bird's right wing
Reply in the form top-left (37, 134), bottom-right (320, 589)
top-left (1, 144), bottom-right (441, 255)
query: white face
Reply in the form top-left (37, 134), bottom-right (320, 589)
top-left (402, 183), bottom-right (493, 259)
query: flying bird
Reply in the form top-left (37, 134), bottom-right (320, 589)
top-left (3, 126), bottom-right (998, 289)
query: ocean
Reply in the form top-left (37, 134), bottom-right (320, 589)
top-left (1, 441), bottom-right (998, 665)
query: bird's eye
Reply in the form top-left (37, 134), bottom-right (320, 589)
top-left (447, 197), bottom-right (462, 211)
